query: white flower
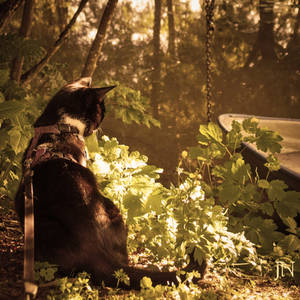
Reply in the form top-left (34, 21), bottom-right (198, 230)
top-left (190, 185), bottom-right (204, 201)
top-left (93, 153), bottom-right (110, 175)
top-left (127, 158), bottom-right (146, 169)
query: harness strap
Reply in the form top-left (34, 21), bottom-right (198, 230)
top-left (26, 124), bottom-right (79, 160)
top-left (23, 123), bottom-right (80, 299)
top-left (26, 125), bottom-right (60, 160)
top-left (24, 166), bottom-right (38, 299)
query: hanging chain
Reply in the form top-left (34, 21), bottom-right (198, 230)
top-left (205, 0), bottom-right (215, 123)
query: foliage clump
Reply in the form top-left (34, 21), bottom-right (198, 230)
top-left (86, 117), bottom-right (300, 277)
top-left (1, 73), bottom-right (299, 298)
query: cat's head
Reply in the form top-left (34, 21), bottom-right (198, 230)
top-left (34, 77), bottom-right (115, 136)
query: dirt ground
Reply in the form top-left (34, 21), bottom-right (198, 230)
top-left (1, 205), bottom-right (299, 300)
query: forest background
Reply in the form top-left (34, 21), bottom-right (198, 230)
top-left (1, 0), bottom-right (300, 299)
top-left (1, 0), bottom-right (300, 185)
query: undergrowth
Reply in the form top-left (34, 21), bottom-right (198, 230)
top-left (0, 74), bottom-right (299, 298)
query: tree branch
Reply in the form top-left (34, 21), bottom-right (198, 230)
top-left (21, 0), bottom-right (89, 86)
top-left (81, 0), bottom-right (118, 78)
top-left (10, 0), bottom-right (35, 83)
top-left (0, 0), bottom-right (24, 33)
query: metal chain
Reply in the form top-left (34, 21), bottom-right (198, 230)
top-left (205, 0), bottom-right (215, 123)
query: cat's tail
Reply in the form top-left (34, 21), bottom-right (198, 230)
top-left (121, 266), bottom-right (178, 289)
top-left (109, 259), bottom-right (207, 290)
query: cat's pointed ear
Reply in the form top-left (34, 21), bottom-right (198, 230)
top-left (93, 86), bottom-right (116, 101)
top-left (78, 77), bottom-right (92, 87)
top-left (66, 77), bottom-right (92, 90)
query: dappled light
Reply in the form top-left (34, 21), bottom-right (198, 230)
top-left (0, 0), bottom-right (300, 299)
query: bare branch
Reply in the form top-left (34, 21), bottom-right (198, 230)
top-left (21, 0), bottom-right (89, 86)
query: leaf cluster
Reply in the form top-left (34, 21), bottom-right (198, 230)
top-left (97, 80), bottom-right (160, 128)
top-left (47, 272), bottom-right (99, 300)
top-left (185, 118), bottom-right (300, 264)
top-left (86, 132), bottom-right (259, 271)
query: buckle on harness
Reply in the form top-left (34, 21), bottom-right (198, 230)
top-left (24, 158), bottom-right (33, 170)
top-left (24, 281), bottom-right (38, 299)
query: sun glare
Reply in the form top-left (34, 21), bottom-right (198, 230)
top-left (190, 0), bottom-right (200, 12)
top-left (130, 0), bottom-right (200, 12)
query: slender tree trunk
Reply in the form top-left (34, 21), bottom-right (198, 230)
top-left (81, 0), bottom-right (118, 78)
top-left (151, 0), bottom-right (162, 119)
top-left (21, 0), bottom-right (89, 86)
top-left (245, 0), bottom-right (277, 67)
top-left (55, 0), bottom-right (68, 32)
top-left (287, 6), bottom-right (300, 52)
top-left (10, 0), bottom-right (34, 83)
top-left (0, 0), bottom-right (24, 33)
top-left (167, 0), bottom-right (175, 57)
top-left (258, 0), bottom-right (277, 63)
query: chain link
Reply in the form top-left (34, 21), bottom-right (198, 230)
top-left (205, 0), bottom-right (215, 123)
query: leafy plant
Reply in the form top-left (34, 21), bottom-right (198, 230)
top-left (185, 118), bottom-right (300, 265)
top-left (0, 79), bottom-right (159, 205)
top-left (86, 117), bottom-right (299, 279)
top-left (114, 269), bottom-right (130, 287)
top-left (35, 261), bottom-right (58, 283)
top-left (86, 133), bottom-right (259, 272)
top-left (96, 80), bottom-right (160, 128)
top-left (47, 272), bottom-right (99, 300)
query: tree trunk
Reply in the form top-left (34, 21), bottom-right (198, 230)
top-left (81, 0), bottom-right (118, 78)
top-left (258, 0), bottom-right (277, 63)
top-left (0, 0), bottom-right (24, 33)
top-left (287, 6), bottom-right (300, 52)
top-left (55, 0), bottom-right (68, 32)
top-left (245, 0), bottom-right (277, 67)
top-left (10, 0), bottom-right (35, 83)
top-left (151, 0), bottom-right (162, 119)
top-left (21, 0), bottom-right (89, 86)
top-left (167, 0), bottom-right (175, 57)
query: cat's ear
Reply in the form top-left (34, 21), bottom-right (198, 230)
top-left (65, 77), bottom-right (92, 90)
top-left (93, 86), bottom-right (116, 101)
top-left (76, 77), bottom-right (92, 87)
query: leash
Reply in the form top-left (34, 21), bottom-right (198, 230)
top-left (22, 123), bottom-right (81, 299)
top-left (23, 160), bottom-right (38, 299)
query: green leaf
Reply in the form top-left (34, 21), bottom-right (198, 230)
top-left (135, 165), bottom-right (163, 179)
top-left (258, 179), bottom-right (269, 189)
top-left (256, 128), bottom-right (283, 154)
top-left (278, 235), bottom-right (300, 253)
top-left (0, 129), bottom-right (9, 150)
top-left (267, 180), bottom-right (288, 202)
top-left (124, 192), bottom-right (143, 220)
top-left (85, 132), bottom-right (99, 153)
top-left (189, 146), bottom-right (209, 161)
top-left (260, 202), bottom-right (274, 216)
top-left (264, 154), bottom-right (280, 172)
top-left (275, 200), bottom-right (298, 219)
top-left (242, 117), bottom-right (259, 134)
top-left (0, 69), bottom-right (9, 87)
top-left (144, 189), bottom-right (165, 213)
top-left (199, 122), bottom-right (223, 144)
top-left (0, 100), bottom-right (25, 119)
top-left (193, 246), bottom-right (205, 265)
top-left (8, 128), bottom-right (22, 154)
top-left (226, 120), bottom-right (243, 151)
top-left (218, 183), bottom-right (241, 205)
top-left (281, 217), bottom-right (297, 233)
top-left (140, 276), bottom-right (153, 289)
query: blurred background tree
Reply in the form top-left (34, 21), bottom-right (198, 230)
top-left (1, 0), bottom-right (299, 185)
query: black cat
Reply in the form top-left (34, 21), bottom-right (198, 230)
top-left (15, 77), bottom-right (206, 289)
